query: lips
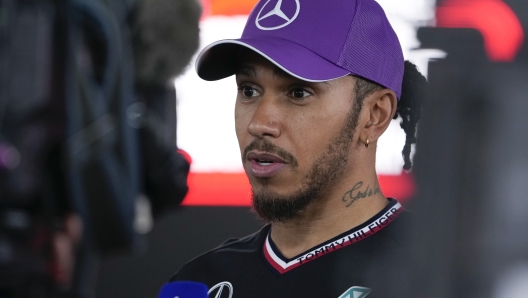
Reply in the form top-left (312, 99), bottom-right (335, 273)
top-left (246, 152), bottom-right (288, 178)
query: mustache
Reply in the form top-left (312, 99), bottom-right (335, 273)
top-left (243, 139), bottom-right (298, 167)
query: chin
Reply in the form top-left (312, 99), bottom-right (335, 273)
top-left (250, 184), bottom-right (320, 223)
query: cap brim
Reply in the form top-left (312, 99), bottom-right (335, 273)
top-left (196, 36), bottom-right (350, 82)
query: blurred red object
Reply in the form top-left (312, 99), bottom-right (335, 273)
top-left (200, 0), bottom-right (258, 18)
top-left (437, 0), bottom-right (524, 62)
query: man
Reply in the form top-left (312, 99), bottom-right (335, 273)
top-left (170, 0), bottom-right (426, 296)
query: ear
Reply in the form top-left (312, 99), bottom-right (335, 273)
top-left (359, 89), bottom-right (398, 147)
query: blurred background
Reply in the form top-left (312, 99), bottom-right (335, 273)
top-left (1, 0), bottom-right (528, 297)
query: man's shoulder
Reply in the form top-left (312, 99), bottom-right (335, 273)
top-left (170, 225), bottom-right (269, 282)
top-left (377, 204), bottom-right (415, 249)
top-left (349, 200), bottom-right (415, 255)
top-left (217, 225), bottom-right (268, 249)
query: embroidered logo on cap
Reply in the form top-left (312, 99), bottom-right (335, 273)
top-left (256, 0), bottom-right (300, 31)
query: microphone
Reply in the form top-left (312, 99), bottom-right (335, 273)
top-left (158, 281), bottom-right (209, 298)
top-left (132, 0), bottom-right (202, 86)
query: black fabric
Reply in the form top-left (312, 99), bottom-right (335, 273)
top-left (170, 199), bottom-right (414, 298)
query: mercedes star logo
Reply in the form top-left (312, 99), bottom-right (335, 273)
top-left (208, 281), bottom-right (234, 298)
top-left (256, 0), bottom-right (301, 31)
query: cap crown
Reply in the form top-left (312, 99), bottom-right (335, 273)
top-left (242, 0), bottom-right (404, 97)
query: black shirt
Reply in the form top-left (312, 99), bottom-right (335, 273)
top-left (171, 199), bottom-right (412, 298)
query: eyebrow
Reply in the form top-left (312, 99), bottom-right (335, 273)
top-left (272, 67), bottom-right (291, 79)
top-left (236, 64), bottom-right (257, 77)
top-left (235, 63), bottom-right (293, 79)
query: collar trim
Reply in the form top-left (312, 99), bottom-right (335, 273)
top-left (263, 200), bottom-right (403, 274)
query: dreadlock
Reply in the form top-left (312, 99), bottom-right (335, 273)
top-left (396, 61), bottom-right (427, 170)
top-left (354, 60), bottom-right (427, 170)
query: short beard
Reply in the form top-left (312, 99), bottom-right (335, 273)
top-left (251, 99), bottom-right (362, 223)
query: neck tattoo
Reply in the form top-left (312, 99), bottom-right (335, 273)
top-left (342, 181), bottom-right (381, 208)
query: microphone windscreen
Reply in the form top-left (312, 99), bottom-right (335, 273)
top-left (158, 281), bottom-right (209, 298)
top-left (132, 0), bottom-right (201, 86)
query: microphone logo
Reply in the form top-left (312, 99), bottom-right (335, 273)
top-left (256, 0), bottom-right (301, 31)
top-left (207, 281), bottom-right (233, 298)
top-left (337, 286), bottom-right (371, 298)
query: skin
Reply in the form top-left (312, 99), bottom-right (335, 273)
top-left (52, 214), bottom-right (83, 289)
top-left (235, 50), bottom-right (398, 258)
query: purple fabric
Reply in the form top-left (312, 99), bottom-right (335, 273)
top-left (196, 0), bottom-right (404, 98)
top-left (337, 0), bottom-right (404, 97)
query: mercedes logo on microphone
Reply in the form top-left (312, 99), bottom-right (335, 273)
top-left (208, 281), bottom-right (234, 298)
top-left (256, 0), bottom-right (301, 31)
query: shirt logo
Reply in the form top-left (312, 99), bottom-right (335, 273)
top-left (208, 281), bottom-right (233, 298)
top-left (255, 0), bottom-right (300, 31)
top-left (338, 286), bottom-right (371, 298)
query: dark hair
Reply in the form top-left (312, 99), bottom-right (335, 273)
top-left (354, 60), bottom-right (427, 170)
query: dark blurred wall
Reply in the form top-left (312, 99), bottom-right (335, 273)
top-left (408, 1), bottom-right (528, 297)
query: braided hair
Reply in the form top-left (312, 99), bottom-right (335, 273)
top-left (354, 61), bottom-right (427, 170)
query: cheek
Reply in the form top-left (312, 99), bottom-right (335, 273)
top-left (286, 106), bottom-right (350, 162)
top-left (234, 103), bottom-right (252, 148)
top-left (290, 101), bottom-right (348, 137)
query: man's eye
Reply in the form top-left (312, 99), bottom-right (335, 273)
top-left (290, 88), bottom-right (311, 99)
top-left (239, 86), bottom-right (260, 98)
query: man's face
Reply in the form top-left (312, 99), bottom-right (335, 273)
top-left (235, 50), bottom-right (362, 222)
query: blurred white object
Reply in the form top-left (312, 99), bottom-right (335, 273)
top-left (493, 263), bottom-right (528, 298)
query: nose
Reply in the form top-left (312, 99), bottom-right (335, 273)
top-left (247, 97), bottom-right (281, 139)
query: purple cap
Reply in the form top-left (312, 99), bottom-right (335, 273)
top-left (196, 0), bottom-right (404, 98)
